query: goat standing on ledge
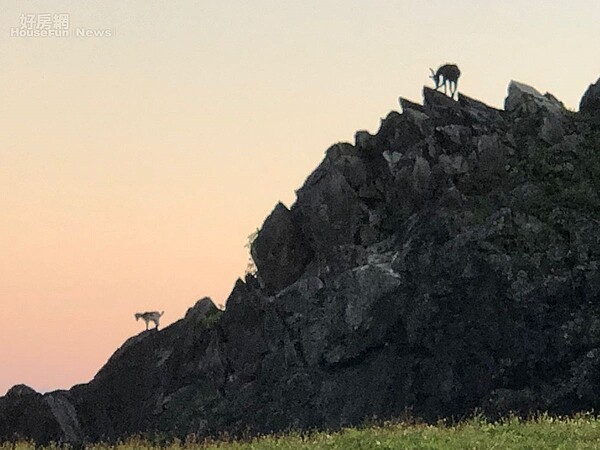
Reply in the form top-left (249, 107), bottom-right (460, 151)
top-left (430, 64), bottom-right (461, 99)
top-left (135, 311), bottom-right (164, 330)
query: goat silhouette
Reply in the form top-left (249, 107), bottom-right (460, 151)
top-left (429, 64), bottom-right (461, 99)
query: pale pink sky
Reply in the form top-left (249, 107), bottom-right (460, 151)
top-left (1, 1), bottom-right (599, 395)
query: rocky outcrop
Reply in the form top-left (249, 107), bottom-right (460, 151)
top-left (292, 143), bottom-right (370, 251)
top-left (3, 75), bottom-right (600, 444)
top-left (250, 203), bottom-right (312, 293)
top-left (580, 77), bottom-right (600, 115)
top-left (505, 80), bottom-right (565, 116)
top-left (185, 296), bottom-right (219, 321)
top-left (0, 385), bottom-right (64, 443)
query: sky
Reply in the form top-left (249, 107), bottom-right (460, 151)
top-left (1, 0), bottom-right (599, 395)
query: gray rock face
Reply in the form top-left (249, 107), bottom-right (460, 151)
top-left (580, 77), bottom-right (600, 115)
top-left (44, 393), bottom-right (83, 443)
top-left (293, 150), bottom-right (369, 250)
top-left (3, 76), bottom-right (600, 444)
top-left (458, 93), bottom-right (504, 125)
top-left (505, 80), bottom-right (565, 116)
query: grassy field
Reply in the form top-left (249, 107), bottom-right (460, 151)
top-left (4, 415), bottom-right (600, 449)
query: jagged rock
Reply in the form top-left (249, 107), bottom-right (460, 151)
top-left (403, 108), bottom-right (432, 136)
top-left (5, 75), bottom-right (600, 444)
top-left (6, 384), bottom-right (36, 396)
top-left (251, 203), bottom-right (312, 293)
top-left (354, 130), bottom-right (374, 150)
top-left (399, 97), bottom-right (426, 114)
top-left (458, 93), bottom-right (504, 126)
top-left (185, 297), bottom-right (219, 321)
top-left (580, 77), bottom-right (600, 115)
top-left (325, 143), bottom-right (368, 191)
top-left (505, 80), bottom-right (565, 116)
top-left (423, 87), bottom-right (474, 127)
top-left (423, 86), bottom-right (457, 109)
top-left (375, 111), bottom-right (426, 155)
top-left (293, 164), bottom-right (368, 251)
top-left (435, 124), bottom-right (472, 152)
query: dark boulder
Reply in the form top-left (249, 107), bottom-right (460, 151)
top-left (185, 297), bottom-right (219, 321)
top-left (251, 202), bottom-right (312, 294)
top-left (0, 385), bottom-right (64, 444)
top-left (580, 77), bottom-right (600, 115)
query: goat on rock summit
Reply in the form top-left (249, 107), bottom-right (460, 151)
top-left (430, 64), bottom-right (461, 99)
top-left (134, 311), bottom-right (164, 330)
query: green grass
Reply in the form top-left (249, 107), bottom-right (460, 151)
top-left (5, 414), bottom-right (600, 449)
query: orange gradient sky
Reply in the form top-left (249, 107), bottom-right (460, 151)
top-left (1, 1), bottom-right (600, 395)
